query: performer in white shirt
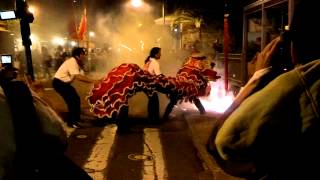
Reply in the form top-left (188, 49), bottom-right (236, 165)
top-left (52, 47), bottom-right (97, 128)
top-left (143, 47), bottom-right (162, 123)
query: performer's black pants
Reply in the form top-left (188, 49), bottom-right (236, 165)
top-left (52, 78), bottom-right (80, 125)
top-left (163, 97), bottom-right (205, 119)
top-left (116, 105), bottom-right (129, 132)
top-left (163, 97), bottom-right (177, 120)
top-left (193, 98), bottom-right (205, 114)
top-left (148, 93), bottom-right (160, 122)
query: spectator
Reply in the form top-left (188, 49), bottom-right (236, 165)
top-left (207, 1), bottom-right (320, 179)
top-left (54, 45), bottom-right (65, 71)
top-left (41, 46), bottom-right (53, 79)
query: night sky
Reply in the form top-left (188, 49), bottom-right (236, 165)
top-left (0, 0), bottom-right (248, 50)
top-left (0, 0), bottom-right (243, 27)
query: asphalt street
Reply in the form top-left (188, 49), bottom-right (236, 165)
top-left (40, 78), bottom-right (241, 180)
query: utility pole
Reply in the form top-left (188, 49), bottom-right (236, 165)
top-left (84, 0), bottom-right (90, 73)
top-left (224, 1), bottom-right (230, 93)
top-left (15, 0), bottom-right (35, 81)
top-left (162, 0), bottom-right (165, 25)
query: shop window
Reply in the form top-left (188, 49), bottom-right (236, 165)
top-left (246, 11), bottom-right (262, 63)
top-left (265, 2), bottom-right (288, 45)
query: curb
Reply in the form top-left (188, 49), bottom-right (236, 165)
top-left (184, 113), bottom-right (242, 180)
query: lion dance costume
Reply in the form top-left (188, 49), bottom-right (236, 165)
top-left (87, 63), bottom-right (220, 118)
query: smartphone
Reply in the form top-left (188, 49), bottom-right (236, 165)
top-left (1, 55), bottom-right (13, 68)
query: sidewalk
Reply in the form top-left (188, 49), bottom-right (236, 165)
top-left (184, 112), bottom-right (243, 180)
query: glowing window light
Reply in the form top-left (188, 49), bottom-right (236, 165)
top-left (70, 41), bottom-right (77, 47)
top-left (89, 31), bottom-right (95, 37)
top-left (52, 37), bottom-right (65, 46)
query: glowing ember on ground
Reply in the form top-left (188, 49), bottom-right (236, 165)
top-left (179, 80), bottom-right (235, 114)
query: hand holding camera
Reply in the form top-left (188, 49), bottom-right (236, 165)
top-left (0, 55), bottom-right (18, 81)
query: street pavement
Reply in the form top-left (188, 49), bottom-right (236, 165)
top-left (183, 111), bottom-right (243, 180)
top-left (36, 78), bottom-right (242, 180)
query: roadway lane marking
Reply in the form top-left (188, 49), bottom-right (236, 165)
top-left (83, 125), bottom-right (117, 180)
top-left (143, 128), bottom-right (168, 180)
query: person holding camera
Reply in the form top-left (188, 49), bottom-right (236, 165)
top-left (207, 1), bottom-right (320, 179)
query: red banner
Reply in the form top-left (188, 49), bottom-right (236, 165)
top-left (77, 8), bottom-right (87, 41)
top-left (223, 15), bottom-right (230, 93)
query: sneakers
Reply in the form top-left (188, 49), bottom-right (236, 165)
top-left (67, 122), bottom-right (82, 128)
top-left (67, 122), bottom-right (90, 129)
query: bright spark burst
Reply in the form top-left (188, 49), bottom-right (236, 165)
top-left (119, 44), bottom-right (133, 52)
top-left (179, 80), bottom-right (234, 114)
top-left (199, 81), bottom-right (234, 113)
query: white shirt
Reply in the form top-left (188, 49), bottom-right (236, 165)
top-left (54, 57), bottom-right (84, 83)
top-left (146, 58), bottom-right (161, 75)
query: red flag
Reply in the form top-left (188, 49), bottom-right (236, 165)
top-left (78, 8), bottom-right (87, 41)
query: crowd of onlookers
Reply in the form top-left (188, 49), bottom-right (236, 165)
top-left (13, 45), bottom-right (71, 80)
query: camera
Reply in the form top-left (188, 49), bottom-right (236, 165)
top-left (0, 10), bottom-right (17, 20)
top-left (0, 55), bottom-right (17, 81)
top-left (1, 55), bottom-right (13, 69)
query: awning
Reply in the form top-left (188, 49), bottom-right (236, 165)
top-left (154, 15), bottom-right (174, 25)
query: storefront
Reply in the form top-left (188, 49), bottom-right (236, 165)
top-left (0, 22), bottom-right (14, 55)
top-left (242, 0), bottom-right (294, 80)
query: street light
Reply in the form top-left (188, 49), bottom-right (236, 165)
top-left (28, 6), bottom-right (36, 15)
top-left (162, 0), bottom-right (165, 25)
top-left (89, 31), bottom-right (95, 37)
top-left (131, 0), bottom-right (142, 8)
top-left (70, 41), bottom-right (77, 47)
top-left (127, 0), bottom-right (151, 12)
top-left (52, 36), bottom-right (65, 46)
